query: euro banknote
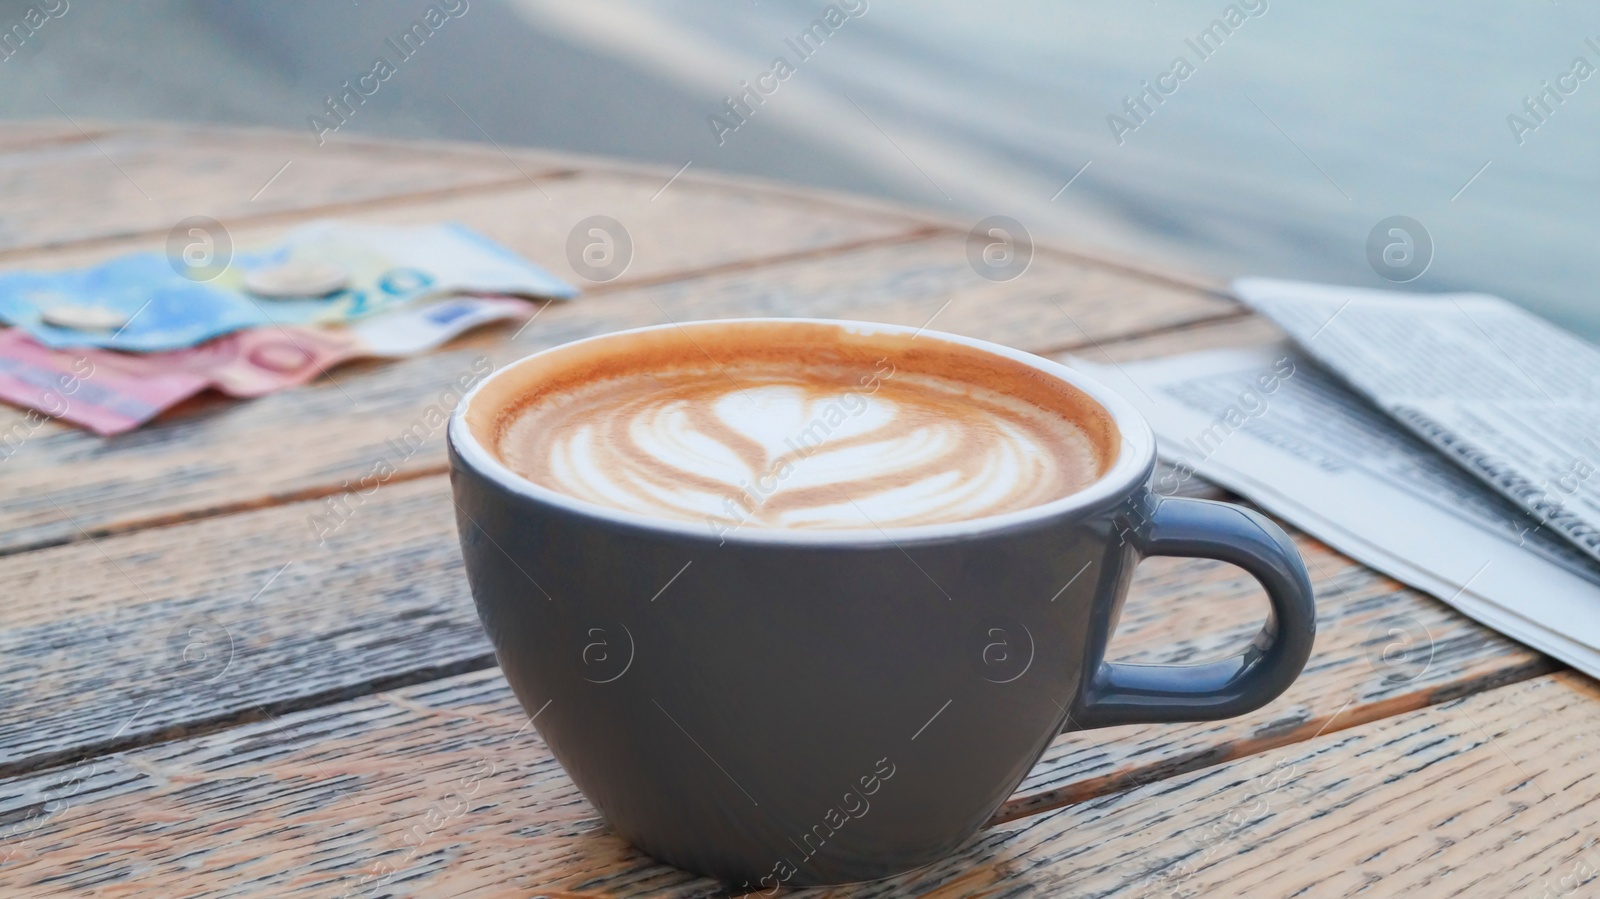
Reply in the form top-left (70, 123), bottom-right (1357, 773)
top-left (0, 222), bottom-right (575, 352)
top-left (0, 296), bottom-right (538, 435)
top-left (0, 330), bottom-right (210, 438)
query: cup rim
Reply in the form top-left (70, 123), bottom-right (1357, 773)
top-left (448, 318), bottom-right (1155, 546)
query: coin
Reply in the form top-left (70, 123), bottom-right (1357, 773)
top-left (244, 261), bottom-right (348, 299)
top-left (40, 303), bottom-right (129, 332)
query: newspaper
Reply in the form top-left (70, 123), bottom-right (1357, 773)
top-left (1233, 278), bottom-right (1600, 566)
top-left (1071, 347), bottom-right (1600, 678)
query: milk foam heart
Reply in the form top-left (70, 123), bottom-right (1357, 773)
top-left (483, 323), bottom-right (1114, 532)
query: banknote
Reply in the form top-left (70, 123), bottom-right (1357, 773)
top-left (0, 296), bottom-right (539, 435)
top-left (91, 324), bottom-right (363, 400)
top-left (99, 296), bottom-right (539, 397)
top-left (349, 295), bottom-right (542, 357)
top-left (0, 330), bottom-right (210, 437)
top-left (0, 222), bottom-right (576, 352)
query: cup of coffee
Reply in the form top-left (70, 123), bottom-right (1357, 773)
top-left (447, 318), bottom-right (1315, 889)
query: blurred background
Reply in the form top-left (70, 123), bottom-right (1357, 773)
top-left (3, 0), bottom-right (1595, 339)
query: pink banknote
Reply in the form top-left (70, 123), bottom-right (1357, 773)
top-left (0, 330), bottom-right (210, 436)
top-left (0, 297), bottom-right (537, 435)
top-left (89, 325), bottom-right (365, 399)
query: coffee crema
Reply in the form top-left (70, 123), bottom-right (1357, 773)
top-left (471, 322), bottom-right (1117, 532)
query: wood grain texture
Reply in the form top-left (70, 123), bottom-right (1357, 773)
top-left (0, 125), bottom-right (549, 257)
top-left (532, 154), bottom-right (1230, 298)
top-left (345, 123), bottom-right (1229, 299)
top-left (0, 234), bottom-right (1233, 556)
top-left (882, 673), bottom-right (1600, 898)
top-left (0, 168), bottom-right (921, 292)
top-left (1068, 312), bottom-right (1287, 364)
top-left (994, 529), bottom-right (1554, 823)
top-left (0, 462), bottom-right (1548, 808)
top-left (1, 666), bottom-right (1587, 897)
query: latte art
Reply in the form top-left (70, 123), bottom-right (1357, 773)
top-left (492, 337), bottom-right (1111, 533)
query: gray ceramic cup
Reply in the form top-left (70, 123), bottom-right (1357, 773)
top-left (447, 319), bottom-right (1316, 890)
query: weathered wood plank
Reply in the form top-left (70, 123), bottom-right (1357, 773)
top-left (0, 120), bottom-right (930, 280)
top-left (0, 451), bottom-right (1547, 806)
top-left (904, 673), bottom-right (1600, 898)
top-left (995, 530), bottom-right (1554, 823)
top-left (0, 477), bottom-right (486, 778)
top-left (1070, 310), bottom-right (1286, 364)
top-left (330, 122), bottom-right (1226, 297)
top-left (0, 124), bottom-right (545, 257)
top-left (0, 234), bottom-right (1233, 555)
top-left (1, 665), bottom-right (1582, 896)
top-left (0, 168), bottom-right (921, 291)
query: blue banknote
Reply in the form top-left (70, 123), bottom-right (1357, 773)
top-left (0, 222), bottom-right (578, 352)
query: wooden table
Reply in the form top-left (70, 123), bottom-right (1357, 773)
top-left (0, 123), bottom-right (1592, 898)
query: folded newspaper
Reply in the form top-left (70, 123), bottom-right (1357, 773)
top-left (1234, 278), bottom-right (1600, 565)
top-left (1069, 280), bottom-right (1600, 679)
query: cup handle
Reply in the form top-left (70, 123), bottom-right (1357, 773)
top-left (1069, 496), bottom-right (1317, 731)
